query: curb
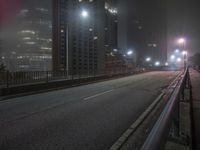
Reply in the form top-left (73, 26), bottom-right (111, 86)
top-left (109, 92), bottom-right (165, 150)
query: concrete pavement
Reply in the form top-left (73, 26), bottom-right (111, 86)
top-left (190, 69), bottom-right (200, 150)
top-left (0, 71), bottom-right (179, 150)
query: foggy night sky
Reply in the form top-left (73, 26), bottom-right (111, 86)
top-left (167, 0), bottom-right (200, 55)
top-left (0, 0), bottom-right (200, 56)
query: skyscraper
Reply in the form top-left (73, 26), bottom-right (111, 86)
top-left (117, 0), bottom-right (167, 65)
top-left (53, 0), bottom-right (118, 75)
top-left (0, 1), bottom-right (52, 71)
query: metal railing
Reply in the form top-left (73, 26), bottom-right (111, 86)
top-left (141, 68), bottom-right (191, 150)
top-left (0, 69), bottom-right (144, 88)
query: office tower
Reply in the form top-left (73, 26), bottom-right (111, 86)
top-left (53, 0), bottom-right (118, 75)
top-left (0, 1), bottom-right (52, 71)
top-left (117, 0), bottom-right (167, 65)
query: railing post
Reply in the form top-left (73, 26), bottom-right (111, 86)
top-left (6, 71), bottom-right (9, 88)
top-left (46, 71), bottom-right (48, 83)
top-left (169, 99), bottom-right (180, 140)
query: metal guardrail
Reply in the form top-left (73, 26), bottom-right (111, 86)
top-left (0, 70), bottom-right (145, 88)
top-left (141, 68), bottom-right (191, 150)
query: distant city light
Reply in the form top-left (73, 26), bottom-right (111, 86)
top-left (40, 47), bottom-right (52, 50)
top-left (152, 44), bottom-right (157, 47)
top-left (155, 61), bottom-right (160, 66)
top-left (146, 57), bottom-right (151, 62)
top-left (165, 62), bottom-right (169, 66)
top-left (26, 42), bottom-right (36, 45)
top-left (81, 10), bottom-right (88, 18)
top-left (23, 37), bottom-right (31, 40)
top-left (177, 57), bottom-right (182, 62)
top-left (178, 38), bottom-right (185, 44)
top-left (108, 8), bottom-right (118, 14)
top-left (127, 50), bottom-right (133, 55)
top-left (170, 55), bottom-right (175, 60)
top-left (182, 51), bottom-right (188, 55)
top-left (175, 49), bottom-right (180, 53)
top-left (20, 30), bottom-right (35, 35)
top-left (93, 36), bottom-right (98, 40)
top-left (113, 49), bottom-right (118, 52)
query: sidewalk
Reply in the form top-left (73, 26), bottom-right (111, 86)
top-left (190, 69), bottom-right (200, 150)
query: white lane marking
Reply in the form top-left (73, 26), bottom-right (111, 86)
top-left (83, 89), bottom-right (114, 100)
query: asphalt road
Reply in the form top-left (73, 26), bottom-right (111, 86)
top-left (0, 71), bottom-right (179, 150)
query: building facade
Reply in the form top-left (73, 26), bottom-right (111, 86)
top-left (117, 0), bottom-right (167, 66)
top-left (53, 0), bottom-right (117, 75)
top-left (0, 2), bottom-right (52, 71)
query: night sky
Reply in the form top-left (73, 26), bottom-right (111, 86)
top-left (125, 0), bottom-right (200, 57)
top-left (1, 0), bottom-right (200, 56)
top-left (167, 0), bottom-right (200, 55)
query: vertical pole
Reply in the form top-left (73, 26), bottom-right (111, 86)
top-left (66, 25), bottom-right (69, 78)
top-left (6, 71), bottom-right (9, 88)
top-left (46, 71), bottom-right (48, 83)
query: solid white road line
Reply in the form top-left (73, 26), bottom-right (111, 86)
top-left (83, 89), bottom-right (114, 100)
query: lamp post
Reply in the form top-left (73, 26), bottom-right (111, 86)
top-left (79, 9), bottom-right (89, 78)
top-left (182, 51), bottom-right (188, 70)
top-left (145, 57), bottom-right (151, 67)
top-left (177, 38), bottom-right (187, 69)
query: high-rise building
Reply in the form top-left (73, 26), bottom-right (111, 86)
top-left (117, 0), bottom-right (128, 53)
top-left (53, 0), bottom-right (118, 75)
top-left (117, 0), bottom-right (167, 65)
top-left (0, 2), bottom-right (52, 71)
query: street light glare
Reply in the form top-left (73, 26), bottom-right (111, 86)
top-left (178, 38), bottom-right (185, 44)
top-left (182, 51), bottom-right (188, 55)
top-left (81, 10), bottom-right (88, 18)
top-left (127, 50), bottom-right (133, 55)
top-left (175, 49), bottom-right (180, 53)
top-left (177, 57), bottom-right (182, 62)
top-left (146, 57), bottom-right (151, 62)
top-left (155, 61), bottom-right (160, 66)
top-left (170, 55), bottom-right (175, 60)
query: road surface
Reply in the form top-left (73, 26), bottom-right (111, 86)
top-left (0, 71), bottom-right (179, 150)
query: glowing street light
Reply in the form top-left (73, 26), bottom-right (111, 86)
top-left (182, 51), bottom-right (188, 55)
top-left (175, 49), bottom-right (180, 53)
top-left (165, 62), bottom-right (169, 66)
top-left (145, 57), bottom-right (151, 62)
top-left (81, 10), bottom-right (88, 18)
top-left (155, 61), bottom-right (160, 66)
top-left (127, 50), bottom-right (133, 56)
top-left (170, 55), bottom-right (175, 60)
top-left (176, 57), bottom-right (182, 63)
top-left (178, 38), bottom-right (185, 44)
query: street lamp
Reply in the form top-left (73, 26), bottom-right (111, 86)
top-left (175, 49), bottom-right (180, 53)
top-left (81, 10), bottom-right (89, 18)
top-left (177, 37), bottom-right (187, 69)
top-left (176, 57), bottom-right (182, 63)
top-left (182, 51), bottom-right (188, 69)
top-left (145, 57), bottom-right (151, 62)
top-left (155, 61), bottom-right (160, 66)
top-left (178, 38), bottom-right (185, 44)
top-left (127, 50), bottom-right (133, 56)
top-left (182, 51), bottom-right (188, 55)
top-left (170, 55), bottom-right (175, 60)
